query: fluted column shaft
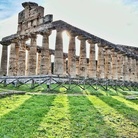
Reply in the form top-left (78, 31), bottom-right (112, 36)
top-left (111, 51), bottom-right (118, 80)
top-left (131, 58), bottom-right (136, 82)
top-left (54, 29), bottom-right (64, 75)
top-left (17, 40), bottom-right (26, 76)
top-left (8, 42), bottom-right (19, 76)
top-left (88, 41), bottom-right (96, 78)
top-left (123, 55), bottom-right (129, 81)
top-left (28, 35), bottom-right (37, 75)
top-left (104, 48), bottom-right (112, 79)
top-left (136, 59), bottom-right (138, 82)
top-left (76, 57), bottom-right (79, 76)
top-left (68, 33), bottom-right (76, 77)
top-left (128, 57), bottom-right (133, 81)
top-left (78, 37), bottom-right (87, 77)
top-left (97, 44), bottom-right (105, 79)
top-left (0, 44), bottom-right (8, 76)
top-left (36, 52), bottom-right (41, 75)
top-left (49, 54), bottom-right (51, 74)
top-left (63, 57), bottom-right (67, 74)
top-left (117, 53), bottom-right (123, 80)
top-left (41, 32), bottom-right (51, 74)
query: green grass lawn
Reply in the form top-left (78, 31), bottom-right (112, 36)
top-left (0, 85), bottom-right (138, 138)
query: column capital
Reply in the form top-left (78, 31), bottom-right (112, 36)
top-left (103, 45), bottom-right (113, 50)
top-left (41, 30), bottom-right (52, 36)
top-left (30, 33), bottom-right (37, 39)
top-left (77, 35), bottom-right (87, 40)
top-left (56, 27), bottom-right (64, 32)
top-left (0, 42), bottom-right (10, 46)
top-left (67, 31), bottom-right (77, 37)
top-left (19, 35), bottom-right (28, 41)
top-left (87, 39), bottom-right (97, 44)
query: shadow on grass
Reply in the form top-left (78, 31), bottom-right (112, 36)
top-left (0, 95), bottom-right (56, 138)
top-left (85, 85), bottom-right (104, 96)
top-left (68, 96), bottom-right (118, 138)
top-left (128, 99), bottom-right (138, 104)
top-left (98, 96), bottom-right (138, 127)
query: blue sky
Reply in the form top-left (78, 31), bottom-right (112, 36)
top-left (0, 0), bottom-right (138, 47)
top-left (0, 0), bottom-right (45, 19)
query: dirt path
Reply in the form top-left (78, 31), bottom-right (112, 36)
top-left (27, 92), bottom-right (88, 96)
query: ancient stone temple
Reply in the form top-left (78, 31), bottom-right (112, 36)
top-left (0, 2), bottom-right (138, 82)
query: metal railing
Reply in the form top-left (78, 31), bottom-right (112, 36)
top-left (0, 75), bottom-right (137, 92)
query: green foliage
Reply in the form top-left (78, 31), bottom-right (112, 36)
top-left (0, 85), bottom-right (138, 137)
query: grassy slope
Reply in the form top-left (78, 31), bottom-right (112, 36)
top-left (0, 86), bottom-right (138, 138)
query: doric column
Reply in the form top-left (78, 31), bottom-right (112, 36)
top-left (54, 29), bottom-right (64, 75)
top-left (111, 50), bottom-right (118, 80)
top-left (88, 40), bottom-right (96, 78)
top-left (123, 55), bottom-right (129, 81)
top-left (78, 36), bottom-right (87, 77)
top-left (48, 54), bottom-right (51, 74)
top-left (104, 47), bottom-right (112, 79)
top-left (0, 44), bottom-right (8, 76)
top-left (131, 58), bottom-right (136, 82)
top-left (117, 53), bottom-right (124, 80)
top-left (128, 57), bottom-right (133, 81)
top-left (17, 40), bottom-right (26, 76)
top-left (25, 46), bottom-right (29, 76)
top-left (76, 57), bottom-right (79, 76)
top-left (136, 59), bottom-right (138, 82)
top-left (97, 44), bottom-right (105, 79)
top-left (28, 34), bottom-right (37, 76)
top-left (41, 32), bottom-right (51, 75)
top-left (8, 42), bottom-right (19, 76)
top-left (68, 33), bottom-right (76, 77)
top-left (63, 57), bottom-right (67, 75)
top-left (36, 52), bottom-right (41, 75)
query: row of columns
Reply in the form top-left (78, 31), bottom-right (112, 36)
top-left (0, 29), bottom-right (138, 82)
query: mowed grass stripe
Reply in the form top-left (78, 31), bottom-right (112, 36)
top-left (0, 95), bottom-right (55, 138)
top-left (36, 94), bottom-right (71, 138)
top-left (86, 95), bottom-right (138, 137)
top-left (0, 95), bottom-right (31, 117)
top-left (99, 96), bottom-right (138, 127)
top-left (112, 96), bottom-right (138, 111)
top-left (68, 96), bottom-right (117, 138)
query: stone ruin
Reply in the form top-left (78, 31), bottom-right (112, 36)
top-left (0, 2), bottom-right (138, 83)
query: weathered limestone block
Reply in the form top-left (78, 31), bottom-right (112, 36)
top-left (8, 42), bottom-right (19, 76)
top-left (18, 2), bottom-right (44, 33)
top-left (0, 44), bottom-right (8, 76)
top-left (97, 44), bottom-right (105, 79)
top-left (17, 40), bottom-right (26, 76)
top-left (41, 32), bottom-right (51, 74)
top-left (123, 55), bottom-right (129, 81)
top-left (111, 50), bottom-right (118, 80)
top-left (104, 48), bottom-right (112, 79)
top-left (28, 35), bottom-right (37, 75)
top-left (54, 29), bottom-right (64, 75)
top-left (78, 36), bottom-right (87, 77)
top-left (117, 53), bottom-right (124, 80)
top-left (88, 41), bottom-right (96, 78)
top-left (68, 33), bottom-right (76, 77)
